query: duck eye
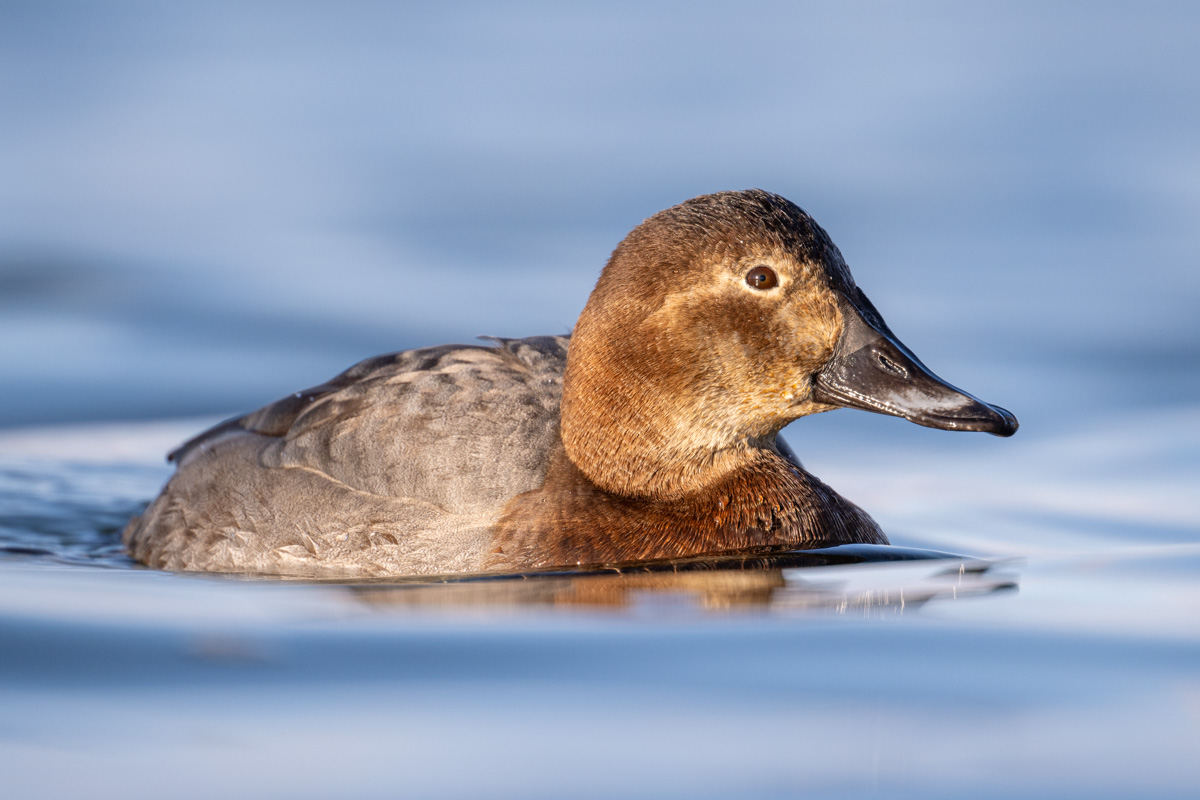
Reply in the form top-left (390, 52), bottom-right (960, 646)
top-left (745, 266), bottom-right (778, 290)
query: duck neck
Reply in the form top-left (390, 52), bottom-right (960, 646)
top-left (560, 330), bottom-right (766, 500)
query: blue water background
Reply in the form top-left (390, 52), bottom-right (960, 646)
top-left (1, 3), bottom-right (1199, 798)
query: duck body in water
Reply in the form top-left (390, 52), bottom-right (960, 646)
top-left (125, 190), bottom-right (1017, 577)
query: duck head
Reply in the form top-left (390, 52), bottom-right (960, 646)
top-left (561, 189), bottom-right (1017, 500)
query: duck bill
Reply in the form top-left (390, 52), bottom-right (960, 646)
top-left (813, 290), bottom-right (1018, 437)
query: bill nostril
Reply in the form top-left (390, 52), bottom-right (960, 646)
top-left (876, 352), bottom-right (908, 378)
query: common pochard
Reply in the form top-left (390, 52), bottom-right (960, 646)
top-left (125, 190), bottom-right (1017, 577)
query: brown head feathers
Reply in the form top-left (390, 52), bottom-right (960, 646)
top-left (561, 190), bottom-right (854, 501)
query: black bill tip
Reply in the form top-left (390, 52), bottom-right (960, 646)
top-left (902, 396), bottom-right (1020, 437)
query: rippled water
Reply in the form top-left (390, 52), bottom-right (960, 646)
top-left (3, 3), bottom-right (1200, 799)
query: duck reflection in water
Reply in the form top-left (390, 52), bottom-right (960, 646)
top-left (344, 548), bottom-right (1019, 614)
top-left (125, 190), bottom-right (1017, 578)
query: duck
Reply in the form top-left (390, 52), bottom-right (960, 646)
top-left (124, 189), bottom-right (1017, 578)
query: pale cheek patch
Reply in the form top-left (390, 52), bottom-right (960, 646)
top-left (640, 254), bottom-right (842, 434)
